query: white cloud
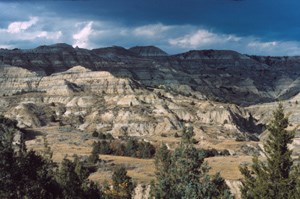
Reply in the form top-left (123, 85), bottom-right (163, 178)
top-left (166, 28), bottom-right (300, 56)
top-left (247, 40), bottom-right (300, 56)
top-left (0, 2), bottom-right (299, 56)
top-left (73, 21), bottom-right (93, 48)
top-left (0, 16), bottom-right (62, 48)
top-left (0, 30), bottom-right (62, 41)
top-left (0, 14), bottom-right (299, 56)
top-left (169, 29), bottom-right (241, 48)
top-left (248, 41), bottom-right (278, 49)
top-left (7, 17), bottom-right (38, 33)
top-left (36, 31), bottom-right (62, 40)
top-left (133, 23), bottom-right (171, 37)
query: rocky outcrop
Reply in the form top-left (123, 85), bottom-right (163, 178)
top-left (0, 65), bottom-right (41, 96)
top-left (129, 46), bottom-right (168, 57)
top-left (0, 64), bottom-right (263, 142)
top-left (2, 44), bottom-right (300, 198)
top-left (226, 180), bottom-right (242, 199)
top-left (92, 46), bottom-right (138, 59)
top-left (38, 66), bottom-right (139, 96)
top-left (1, 44), bottom-right (300, 105)
top-left (5, 102), bottom-right (55, 128)
top-left (133, 184), bottom-right (151, 199)
top-left (1, 43), bottom-right (300, 142)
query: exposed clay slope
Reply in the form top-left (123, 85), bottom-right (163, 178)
top-left (1, 65), bottom-right (263, 143)
top-left (2, 43), bottom-right (300, 144)
top-left (1, 44), bottom-right (300, 105)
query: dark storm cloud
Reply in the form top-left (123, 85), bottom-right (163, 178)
top-left (42, 0), bottom-right (300, 41)
top-left (0, 0), bottom-right (300, 55)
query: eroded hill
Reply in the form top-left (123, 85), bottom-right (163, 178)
top-left (1, 44), bottom-right (300, 149)
top-left (2, 44), bottom-right (300, 198)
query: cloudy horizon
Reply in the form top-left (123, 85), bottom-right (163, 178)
top-left (0, 0), bottom-right (300, 56)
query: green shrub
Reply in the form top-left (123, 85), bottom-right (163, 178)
top-left (92, 131), bottom-right (99, 137)
top-left (90, 138), bottom-right (156, 159)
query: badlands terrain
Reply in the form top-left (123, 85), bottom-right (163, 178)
top-left (1, 43), bottom-right (300, 197)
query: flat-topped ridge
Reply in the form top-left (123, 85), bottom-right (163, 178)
top-left (129, 46), bottom-right (168, 57)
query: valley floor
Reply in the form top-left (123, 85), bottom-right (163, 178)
top-left (25, 126), bottom-right (258, 198)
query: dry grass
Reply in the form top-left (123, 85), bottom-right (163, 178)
top-left (208, 140), bottom-right (259, 151)
top-left (25, 127), bottom-right (155, 184)
top-left (89, 155), bottom-right (155, 184)
top-left (206, 156), bottom-right (253, 180)
top-left (25, 126), bottom-right (255, 183)
top-left (51, 144), bottom-right (91, 162)
top-left (90, 155), bottom-right (253, 184)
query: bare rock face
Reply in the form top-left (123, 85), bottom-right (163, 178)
top-left (226, 180), bottom-right (243, 199)
top-left (1, 43), bottom-right (300, 142)
top-left (5, 102), bottom-right (54, 128)
top-left (0, 65), bottom-right (41, 96)
top-left (2, 44), bottom-right (300, 199)
top-left (133, 184), bottom-right (151, 199)
top-left (38, 66), bottom-right (138, 96)
top-left (0, 64), bottom-right (264, 142)
top-left (1, 44), bottom-right (300, 105)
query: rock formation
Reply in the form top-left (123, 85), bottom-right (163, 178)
top-left (129, 46), bottom-right (168, 57)
top-left (1, 43), bottom-right (300, 145)
top-left (3, 44), bottom-right (300, 199)
top-left (1, 44), bottom-right (300, 105)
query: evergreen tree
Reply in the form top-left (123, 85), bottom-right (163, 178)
top-left (125, 138), bottom-right (138, 157)
top-left (0, 116), bottom-right (60, 199)
top-left (73, 155), bottom-right (89, 182)
top-left (104, 166), bottom-right (135, 199)
top-left (152, 126), bottom-right (232, 199)
top-left (99, 140), bottom-right (112, 154)
top-left (181, 125), bottom-right (195, 144)
top-left (138, 141), bottom-right (156, 158)
top-left (0, 115), bottom-right (102, 199)
top-left (56, 157), bottom-right (102, 199)
top-left (152, 143), bottom-right (173, 198)
top-left (88, 142), bottom-right (100, 164)
top-left (240, 104), bottom-right (300, 199)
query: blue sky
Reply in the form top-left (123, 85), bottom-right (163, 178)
top-left (0, 0), bottom-right (300, 55)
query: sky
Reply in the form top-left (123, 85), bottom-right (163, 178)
top-left (0, 0), bottom-right (300, 55)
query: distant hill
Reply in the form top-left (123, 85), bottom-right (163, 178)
top-left (1, 43), bottom-right (300, 105)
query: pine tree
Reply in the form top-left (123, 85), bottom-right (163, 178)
top-left (56, 157), bottom-right (102, 199)
top-left (104, 166), bottom-right (135, 199)
top-left (240, 104), bottom-right (300, 199)
top-left (0, 116), bottom-right (102, 198)
top-left (112, 166), bottom-right (135, 198)
top-left (152, 126), bottom-right (233, 199)
top-left (181, 126), bottom-right (195, 144)
top-left (88, 142), bottom-right (100, 164)
top-left (0, 116), bottom-right (60, 199)
top-left (152, 143), bottom-right (173, 198)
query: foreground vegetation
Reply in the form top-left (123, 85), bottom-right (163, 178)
top-left (240, 104), bottom-right (300, 198)
top-left (1, 104), bottom-right (300, 198)
top-left (0, 116), bottom-right (134, 199)
top-left (152, 126), bottom-right (233, 198)
top-left (90, 138), bottom-right (156, 159)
